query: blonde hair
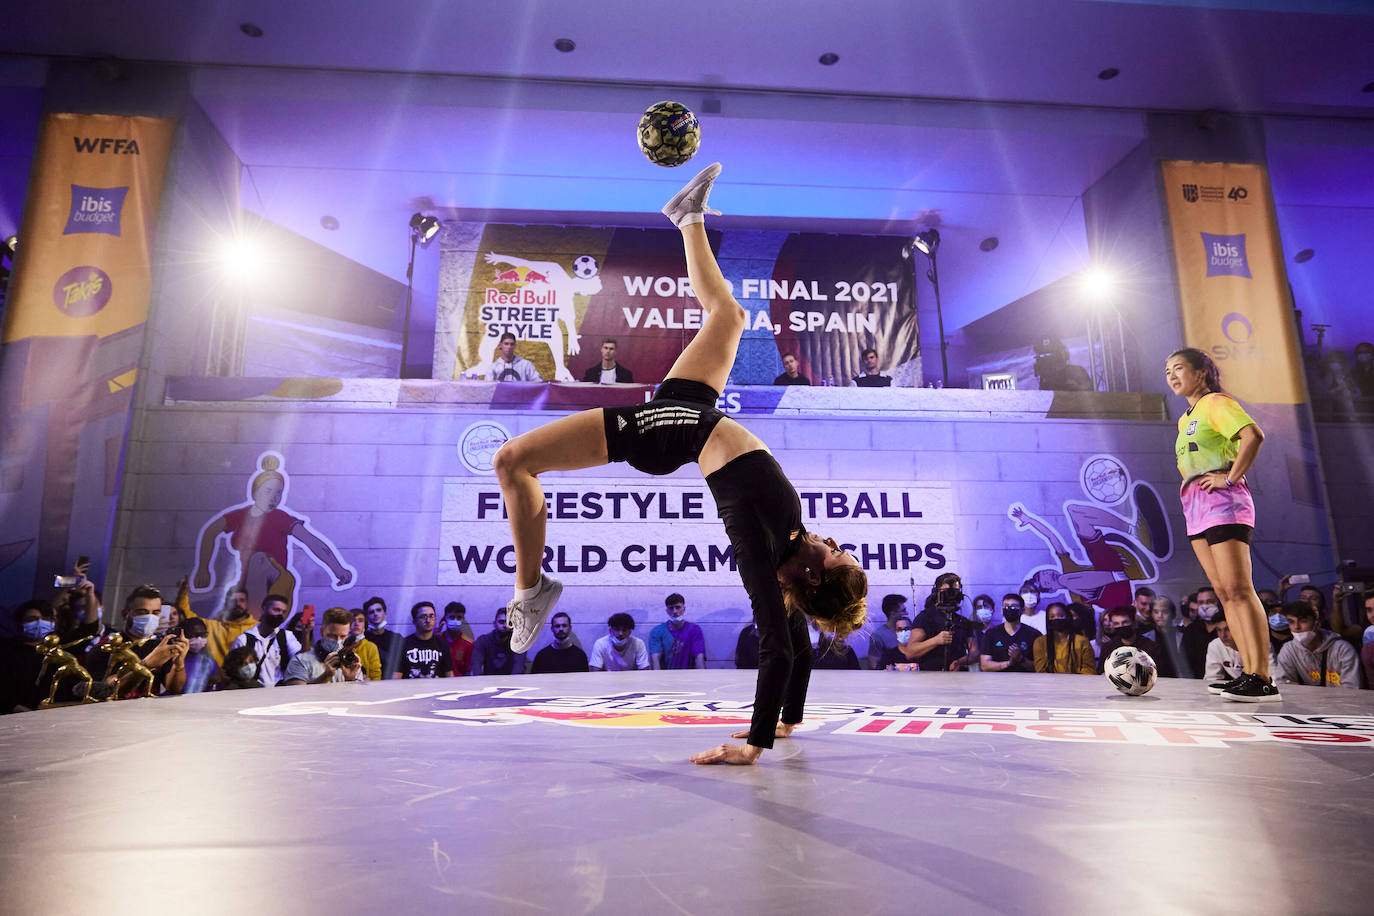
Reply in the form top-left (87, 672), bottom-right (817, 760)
top-left (251, 454), bottom-right (284, 496)
top-left (782, 565), bottom-right (869, 641)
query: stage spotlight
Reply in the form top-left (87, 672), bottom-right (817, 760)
top-left (218, 234), bottom-right (268, 285)
top-left (1082, 266), bottom-right (1116, 300)
top-left (409, 213), bottom-right (439, 246)
top-left (914, 228), bottom-right (940, 256)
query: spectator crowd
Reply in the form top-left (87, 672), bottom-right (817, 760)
top-left (4, 563), bottom-right (1372, 713)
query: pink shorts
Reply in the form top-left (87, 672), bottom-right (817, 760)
top-left (1180, 477), bottom-right (1255, 537)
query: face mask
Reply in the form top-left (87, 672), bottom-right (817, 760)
top-left (669, 616), bottom-right (685, 628)
top-left (552, 630), bottom-right (572, 645)
top-left (1293, 630), bottom-right (1317, 648)
top-left (1268, 613), bottom-right (1289, 630)
top-left (317, 637), bottom-right (341, 655)
top-left (23, 619), bottom-right (56, 640)
top-left (1197, 604), bottom-right (1219, 620)
top-left (1003, 609), bottom-right (1022, 624)
top-left (974, 607), bottom-right (992, 625)
top-left (611, 635), bottom-right (628, 649)
top-left (188, 637), bottom-right (208, 654)
top-left (1359, 353), bottom-right (1373, 364)
top-left (1113, 624), bottom-right (1136, 640)
top-left (1363, 626), bottom-right (1374, 646)
top-left (261, 612), bottom-right (286, 631)
top-left (237, 664), bottom-right (258, 681)
top-left (445, 617), bottom-right (462, 630)
top-left (1048, 618), bottom-right (1071, 633)
top-left (896, 630), bottom-right (911, 646)
top-left (128, 613), bottom-right (159, 639)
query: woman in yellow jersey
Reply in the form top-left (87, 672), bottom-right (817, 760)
top-left (1165, 348), bottom-right (1278, 702)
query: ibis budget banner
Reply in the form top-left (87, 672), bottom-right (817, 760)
top-left (0, 113), bottom-right (174, 600)
top-left (4, 113), bottom-right (175, 343)
top-left (1159, 161), bottom-right (1304, 405)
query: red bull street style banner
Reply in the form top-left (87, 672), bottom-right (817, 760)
top-left (435, 223), bottom-right (918, 387)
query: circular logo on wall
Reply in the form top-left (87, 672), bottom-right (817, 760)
top-left (52, 265), bottom-right (113, 317)
top-left (458, 421), bottom-right (510, 475)
top-left (1221, 312), bottom-right (1253, 343)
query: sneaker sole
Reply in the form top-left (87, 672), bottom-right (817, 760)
top-left (661, 162), bottom-right (722, 219)
top-left (1221, 691), bottom-right (1282, 703)
top-left (508, 577), bottom-right (564, 654)
top-left (1207, 682), bottom-right (1240, 695)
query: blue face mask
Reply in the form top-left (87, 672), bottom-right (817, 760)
top-left (896, 630), bottom-right (911, 646)
top-left (317, 638), bottom-right (341, 655)
top-left (23, 619), bottom-right (56, 641)
top-left (128, 614), bottom-right (159, 639)
top-left (1268, 613), bottom-right (1289, 631)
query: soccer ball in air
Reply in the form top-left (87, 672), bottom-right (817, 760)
top-left (637, 101), bottom-right (700, 167)
top-left (572, 255), bottom-right (599, 279)
top-left (1104, 645), bottom-right (1157, 696)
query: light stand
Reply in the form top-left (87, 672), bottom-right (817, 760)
top-left (915, 229), bottom-right (948, 388)
top-left (400, 213), bottom-right (439, 378)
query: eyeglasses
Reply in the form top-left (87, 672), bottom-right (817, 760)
top-left (416, 613), bottom-right (436, 621)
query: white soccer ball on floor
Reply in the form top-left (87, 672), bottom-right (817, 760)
top-left (1104, 645), bottom-right (1157, 696)
top-left (572, 255), bottom-right (599, 278)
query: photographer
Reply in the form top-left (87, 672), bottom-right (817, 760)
top-left (902, 573), bottom-right (981, 671)
top-left (281, 608), bottom-right (365, 685)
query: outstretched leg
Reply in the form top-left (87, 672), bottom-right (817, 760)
top-left (493, 409), bottom-right (609, 591)
top-left (661, 163), bottom-right (747, 393)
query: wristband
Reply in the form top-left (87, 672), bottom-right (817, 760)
top-left (1224, 477), bottom-right (1234, 488)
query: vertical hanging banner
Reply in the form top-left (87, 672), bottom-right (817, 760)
top-left (0, 113), bottom-right (175, 600)
top-left (1159, 161), bottom-right (1304, 405)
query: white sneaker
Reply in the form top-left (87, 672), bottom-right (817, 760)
top-left (662, 161), bottom-right (723, 228)
top-left (507, 574), bottom-right (563, 654)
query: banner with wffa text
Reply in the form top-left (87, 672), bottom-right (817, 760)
top-left (4, 113), bottom-right (174, 342)
top-left (0, 113), bottom-right (174, 601)
top-left (1160, 161), bottom-right (1304, 405)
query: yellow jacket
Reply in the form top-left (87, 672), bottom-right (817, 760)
top-left (177, 591), bottom-right (257, 668)
top-left (1033, 633), bottom-right (1096, 675)
top-left (353, 637), bottom-right (382, 681)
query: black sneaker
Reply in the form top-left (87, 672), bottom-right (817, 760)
top-left (1221, 673), bottom-right (1282, 703)
top-left (1207, 675), bottom-right (1243, 696)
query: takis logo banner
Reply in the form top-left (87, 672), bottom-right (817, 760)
top-left (240, 687), bottom-right (1374, 750)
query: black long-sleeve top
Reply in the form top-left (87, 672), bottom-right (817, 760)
top-left (706, 449), bottom-right (812, 749)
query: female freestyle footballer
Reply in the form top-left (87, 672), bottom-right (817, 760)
top-left (1166, 348), bottom-right (1278, 702)
top-left (495, 162), bottom-right (869, 763)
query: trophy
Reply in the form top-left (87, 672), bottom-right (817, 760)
top-left (100, 633), bottom-right (156, 699)
top-left (35, 633), bottom-right (98, 708)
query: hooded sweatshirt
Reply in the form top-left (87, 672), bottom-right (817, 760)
top-left (1275, 629), bottom-right (1361, 689)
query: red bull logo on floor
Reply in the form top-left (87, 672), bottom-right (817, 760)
top-left (240, 687), bottom-right (1374, 750)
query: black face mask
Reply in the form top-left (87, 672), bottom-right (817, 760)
top-left (1048, 617), bottom-right (1071, 632)
top-left (1003, 609), bottom-right (1022, 624)
top-left (261, 612), bottom-right (286, 630)
top-left (1113, 624), bottom-right (1136, 640)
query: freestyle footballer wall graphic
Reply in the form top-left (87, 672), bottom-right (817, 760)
top-left (1008, 454), bottom-right (1173, 613)
top-left (190, 451), bottom-right (356, 612)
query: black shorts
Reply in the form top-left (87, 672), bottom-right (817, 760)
top-left (1189, 523), bottom-right (1253, 546)
top-left (602, 378), bottom-right (726, 476)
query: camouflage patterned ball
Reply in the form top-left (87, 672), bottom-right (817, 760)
top-left (637, 101), bottom-right (701, 167)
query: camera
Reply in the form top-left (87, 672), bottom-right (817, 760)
top-left (935, 587), bottom-right (965, 609)
top-left (337, 649), bottom-right (359, 668)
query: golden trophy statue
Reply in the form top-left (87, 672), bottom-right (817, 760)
top-left (100, 633), bottom-right (156, 700)
top-left (35, 633), bottom-right (98, 708)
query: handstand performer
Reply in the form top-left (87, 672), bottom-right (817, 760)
top-left (496, 162), bottom-right (869, 764)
